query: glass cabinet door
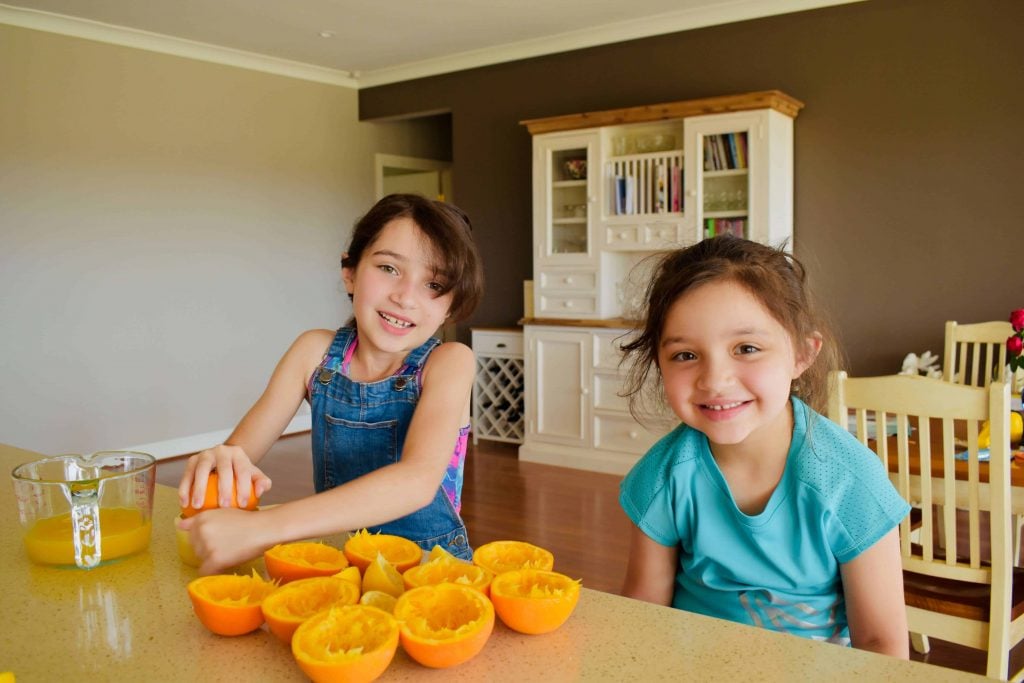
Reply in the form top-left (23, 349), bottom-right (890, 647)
top-left (683, 109), bottom-right (794, 250)
top-left (533, 132), bottom-right (598, 263)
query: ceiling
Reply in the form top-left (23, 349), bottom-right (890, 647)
top-left (1, 0), bottom-right (859, 88)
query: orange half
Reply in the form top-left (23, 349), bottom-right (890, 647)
top-left (393, 584), bottom-right (494, 669)
top-left (472, 540), bottom-right (554, 574)
top-left (292, 605), bottom-right (399, 683)
top-left (403, 554), bottom-right (494, 596)
top-left (261, 576), bottom-right (360, 644)
top-left (187, 571), bottom-right (276, 636)
top-left (343, 529), bottom-right (422, 573)
top-left (264, 541), bottom-right (349, 584)
top-left (489, 569), bottom-right (581, 634)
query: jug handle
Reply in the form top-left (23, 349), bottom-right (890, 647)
top-left (68, 481), bottom-right (102, 569)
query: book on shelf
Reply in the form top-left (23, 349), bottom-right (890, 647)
top-left (656, 162), bottom-right (667, 213)
top-left (704, 218), bottom-right (747, 239)
top-left (671, 165), bottom-right (682, 212)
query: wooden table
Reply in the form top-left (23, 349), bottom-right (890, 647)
top-left (1, 443), bottom-right (984, 681)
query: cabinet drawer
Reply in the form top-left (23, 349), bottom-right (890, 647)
top-left (593, 331), bottom-right (632, 370)
top-left (592, 413), bottom-right (668, 455)
top-left (537, 268), bottom-right (597, 291)
top-left (604, 224), bottom-right (642, 248)
top-left (602, 219), bottom-right (684, 251)
top-left (593, 371), bottom-right (629, 412)
top-left (472, 330), bottom-right (524, 356)
top-left (538, 293), bottom-right (597, 316)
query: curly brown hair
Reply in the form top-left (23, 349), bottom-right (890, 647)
top-left (620, 235), bottom-right (842, 419)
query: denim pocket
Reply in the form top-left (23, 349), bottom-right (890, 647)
top-left (317, 415), bottom-right (398, 490)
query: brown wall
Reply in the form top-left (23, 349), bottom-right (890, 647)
top-left (359, 0), bottom-right (1024, 375)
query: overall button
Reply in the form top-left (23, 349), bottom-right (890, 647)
top-left (451, 534), bottom-right (467, 547)
top-left (394, 377), bottom-right (408, 391)
top-left (317, 368), bottom-right (334, 385)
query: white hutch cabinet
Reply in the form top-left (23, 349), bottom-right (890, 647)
top-left (519, 91), bottom-right (803, 474)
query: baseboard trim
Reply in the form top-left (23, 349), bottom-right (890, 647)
top-left (518, 440), bottom-right (639, 476)
top-left (123, 414), bottom-right (311, 461)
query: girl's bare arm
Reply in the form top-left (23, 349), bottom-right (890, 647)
top-left (177, 329), bottom-right (332, 509)
top-left (621, 524), bottom-right (678, 606)
top-left (182, 341), bottom-right (475, 574)
top-left (840, 528), bottom-right (909, 658)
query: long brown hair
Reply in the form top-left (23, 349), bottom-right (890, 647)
top-left (341, 194), bottom-right (483, 323)
top-left (621, 235), bottom-right (842, 419)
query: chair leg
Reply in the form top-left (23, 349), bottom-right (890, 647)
top-left (910, 632), bottom-right (930, 654)
top-left (1015, 514), bottom-right (1023, 567)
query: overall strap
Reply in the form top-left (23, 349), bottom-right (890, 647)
top-left (399, 335), bottom-right (443, 374)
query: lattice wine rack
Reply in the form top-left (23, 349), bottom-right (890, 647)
top-left (471, 330), bottom-right (525, 445)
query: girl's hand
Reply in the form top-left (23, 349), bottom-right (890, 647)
top-left (177, 444), bottom-right (272, 510)
top-left (176, 507), bottom-right (275, 575)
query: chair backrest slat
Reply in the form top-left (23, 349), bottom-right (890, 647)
top-left (827, 372), bottom-right (1011, 586)
top-left (944, 320), bottom-right (1013, 388)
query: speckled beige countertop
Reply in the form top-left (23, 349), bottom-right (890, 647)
top-left (1, 443), bottom-right (986, 682)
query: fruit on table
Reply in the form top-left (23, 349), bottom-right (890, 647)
top-left (260, 575), bottom-right (360, 644)
top-left (291, 605), bottom-right (399, 683)
top-left (977, 412), bottom-right (1024, 449)
top-left (187, 571), bottom-right (276, 636)
top-left (404, 547), bottom-right (494, 596)
top-left (343, 529), bottom-right (422, 573)
top-left (472, 540), bottom-right (555, 574)
top-left (359, 590), bottom-right (398, 614)
top-left (181, 471), bottom-right (258, 518)
top-left (264, 541), bottom-right (349, 584)
top-left (489, 569), bottom-right (581, 635)
top-left (362, 552), bottom-right (406, 598)
top-left (335, 565), bottom-right (362, 594)
top-left (393, 584), bottom-right (495, 668)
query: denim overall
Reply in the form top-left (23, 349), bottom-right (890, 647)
top-left (309, 327), bottom-right (471, 560)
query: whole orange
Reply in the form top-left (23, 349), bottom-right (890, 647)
top-left (489, 569), bottom-right (581, 634)
top-left (393, 584), bottom-right (494, 669)
top-left (292, 605), bottom-right (399, 683)
top-left (181, 471), bottom-right (258, 518)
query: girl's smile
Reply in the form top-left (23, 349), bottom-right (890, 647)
top-left (343, 216), bottom-right (453, 367)
top-left (658, 279), bottom-right (816, 458)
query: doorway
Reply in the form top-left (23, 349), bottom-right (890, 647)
top-left (374, 154), bottom-right (452, 201)
top-left (374, 154), bottom-right (457, 342)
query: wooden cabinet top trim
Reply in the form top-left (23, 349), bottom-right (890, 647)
top-left (520, 90), bottom-right (803, 135)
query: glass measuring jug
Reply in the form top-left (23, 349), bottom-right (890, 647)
top-left (11, 451), bottom-right (156, 569)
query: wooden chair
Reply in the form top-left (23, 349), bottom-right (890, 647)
top-left (828, 372), bottom-right (1020, 680)
top-left (943, 319), bottom-right (1024, 563)
top-left (944, 320), bottom-right (1013, 388)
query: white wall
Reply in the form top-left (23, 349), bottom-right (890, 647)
top-left (0, 25), bottom-right (449, 455)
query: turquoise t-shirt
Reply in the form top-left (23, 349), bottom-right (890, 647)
top-left (619, 397), bottom-right (910, 644)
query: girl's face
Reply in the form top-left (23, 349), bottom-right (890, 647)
top-left (342, 217), bottom-right (453, 356)
top-left (657, 280), bottom-right (818, 453)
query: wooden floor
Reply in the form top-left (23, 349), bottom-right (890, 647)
top-left (156, 433), bottom-right (1020, 678)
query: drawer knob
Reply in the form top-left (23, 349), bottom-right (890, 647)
top-left (565, 300), bottom-right (574, 308)
top-left (564, 276), bottom-right (574, 285)
top-left (618, 231), bottom-right (628, 239)
top-left (496, 343), bottom-right (506, 348)
top-left (628, 430), bottom-right (639, 439)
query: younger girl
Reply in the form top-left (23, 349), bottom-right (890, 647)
top-left (178, 194), bottom-right (484, 574)
top-left (619, 236), bottom-right (910, 657)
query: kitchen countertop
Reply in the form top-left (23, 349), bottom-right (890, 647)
top-left (1, 443), bottom-right (984, 681)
